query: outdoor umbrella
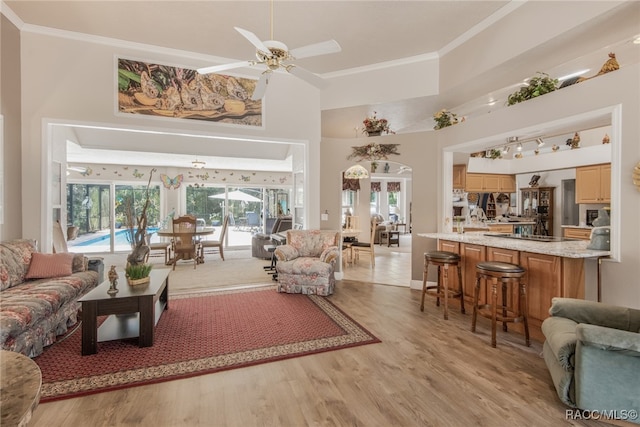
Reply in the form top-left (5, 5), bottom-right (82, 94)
top-left (209, 190), bottom-right (262, 203)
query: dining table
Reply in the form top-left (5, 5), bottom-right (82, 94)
top-left (156, 227), bottom-right (215, 264)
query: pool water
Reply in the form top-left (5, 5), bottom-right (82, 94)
top-left (74, 228), bottom-right (159, 247)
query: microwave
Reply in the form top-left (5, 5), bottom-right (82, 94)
top-left (586, 209), bottom-right (599, 226)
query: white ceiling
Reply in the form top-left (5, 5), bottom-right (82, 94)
top-left (4, 1), bottom-right (639, 170)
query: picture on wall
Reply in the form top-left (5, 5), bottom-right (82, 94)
top-left (117, 58), bottom-right (262, 126)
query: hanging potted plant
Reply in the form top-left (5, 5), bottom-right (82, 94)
top-left (362, 112), bottom-right (394, 136)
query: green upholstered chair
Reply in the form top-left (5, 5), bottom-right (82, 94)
top-left (541, 297), bottom-right (640, 423)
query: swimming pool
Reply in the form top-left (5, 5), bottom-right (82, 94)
top-left (74, 228), bottom-right (159, 247)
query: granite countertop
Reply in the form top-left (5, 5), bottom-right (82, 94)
top-left (418, 232), bottom-right (610, 259)
top-left (459, 221), bottom-right (536, 229)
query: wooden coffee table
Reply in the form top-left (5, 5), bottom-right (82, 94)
top-left (79, 268), bottom-right (170, 355)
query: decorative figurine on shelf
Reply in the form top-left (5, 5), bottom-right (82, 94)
top-left (107, 265), bottom-right (119, 295)
top-left (384, 162), bottom-right (390, 173)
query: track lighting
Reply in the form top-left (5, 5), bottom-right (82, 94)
top-left (517, 143), bottom-right (523, 151)
top-left (536, 138), bottom-right (545, 147)
top-left (502, 146), bottom-right (510, 154)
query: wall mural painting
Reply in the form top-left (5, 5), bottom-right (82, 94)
top-left (117, 58), bottom-right (262, 126)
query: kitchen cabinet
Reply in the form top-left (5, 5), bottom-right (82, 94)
top-left (563, 227), bottom-right (592, 240)
top-left (437, 240), bottom-right (462, 298)
top-left (486, 246), bottom-right (520, 314)
top-left (520, 187), bottom-right (554, 236)
top-left (576, 163), bottom-right (611, 203)
top-left (438, 239), bottom-right (588, 342)
top-left (460, 243), bottom-right (487, 304)
top-left (465, 173), bottom-right (515, 192)
top-left (453, 165), bottom-right (466, 189)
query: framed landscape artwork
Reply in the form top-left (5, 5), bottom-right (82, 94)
top-left (117, 58), bottom-right (263, 127)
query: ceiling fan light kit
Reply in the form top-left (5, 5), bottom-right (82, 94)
top-left (197, 9), bottom-right (341, 100)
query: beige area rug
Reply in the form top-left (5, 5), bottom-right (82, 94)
top-left (97, 249), bottom-right (274, 293)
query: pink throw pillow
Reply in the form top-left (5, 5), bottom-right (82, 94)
top-left (25, 253), bottom-right (75, 279)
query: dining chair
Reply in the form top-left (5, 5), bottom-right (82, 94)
top-left (144, 233), bottom-right (172, 265)
top-left (352, 218), bottom-right (377, 267)
top-left (199, 213), bottom-right (230, 261)
top-left (345, 215), bottom-right (359, 230)
top-left (171, 215), bottom-right (199, 270)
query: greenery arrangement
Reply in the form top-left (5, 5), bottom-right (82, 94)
top-left (362, 112), bottom-right (394, 135)
top-left (125, 168), bottom-right (157, 266)
top-left (347, 142), bottom-right (400, 161)
top-left (433, 109), bottom-right (459, 130)
top-left (125, 263), bottom-right (153, 280)
top-left (506, 72), bottom-right (558, 106)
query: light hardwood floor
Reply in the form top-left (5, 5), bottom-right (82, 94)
top-left (29, 236), bottom-right (626, 426)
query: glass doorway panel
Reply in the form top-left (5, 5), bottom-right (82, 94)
top-left (66, 183), bottom-right (111, 253)
top-left (226, 187), bottom-right (263, 247)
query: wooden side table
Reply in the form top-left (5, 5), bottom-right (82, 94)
top-left (1, 350), bottom-right (42, 427)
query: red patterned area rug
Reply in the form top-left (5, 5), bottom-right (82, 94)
top-left (34, 286), bottom-right (380, 402)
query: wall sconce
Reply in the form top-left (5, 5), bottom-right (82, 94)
top-left (344, 164), bottom-right (369, 179)
top-left (192, 158), bottom-right (206, 169)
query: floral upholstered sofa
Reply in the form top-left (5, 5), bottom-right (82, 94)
top-left (0, 239), bottom-right (103, 357)
top-left (274, 230), bottom-right (340, 296)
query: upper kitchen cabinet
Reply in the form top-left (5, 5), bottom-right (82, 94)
top-left (465, 173), bottom-right (515, 193)
top-left (576, 163), bottom-right (611, 203)
top-left (453, 165), bottom-right (466, 189)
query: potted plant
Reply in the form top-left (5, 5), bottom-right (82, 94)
top-left (506, 72), bottom-right (558, 106)
top-left (125, 263), bottom-right (153, 286)
top-left (433, 109), bottom-right (459, 130)
top-left (125, 168), bottom-right (157, 269)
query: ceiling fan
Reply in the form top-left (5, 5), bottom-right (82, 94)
top-left (197, 3), bottom-right (341, 100)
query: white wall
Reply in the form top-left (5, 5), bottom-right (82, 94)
top-left (19, 31), bottom-right (322, 247)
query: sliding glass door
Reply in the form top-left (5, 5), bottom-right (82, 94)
top-left (67, 183), bottom-right (160, 253)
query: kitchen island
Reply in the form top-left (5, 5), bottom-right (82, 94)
top-left (418, 232), bottom-right (610, 342)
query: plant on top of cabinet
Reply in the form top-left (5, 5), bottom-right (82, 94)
top-left (506, 72), bottom-right (558, 106)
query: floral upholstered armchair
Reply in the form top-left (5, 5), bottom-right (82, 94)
top-left (273, 230), bottom-right (340, 296)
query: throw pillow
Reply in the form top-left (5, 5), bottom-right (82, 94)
top-left (72, 253), bottom-right (88, 273)
top-left (25, 252), bottom-right (75, 279)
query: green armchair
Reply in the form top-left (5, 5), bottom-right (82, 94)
top-left (541, 298), bottom-right (640, 422)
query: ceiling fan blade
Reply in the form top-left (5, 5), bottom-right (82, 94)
top-left (251, 73), bottom-right (270, 100)
top-left (290, 39), bottom-right (341, 59)
top-left (197, 60), bottom-right (253, 75)
top-left (286, 65), bottom-right (326, 89)
top-left (234, 26), bottom-right (271, 56)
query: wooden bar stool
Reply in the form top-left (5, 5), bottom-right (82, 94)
top-left (421, 251), bottom-right (465, 320)
top-left (471, 261), bottom-right (530, 348)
